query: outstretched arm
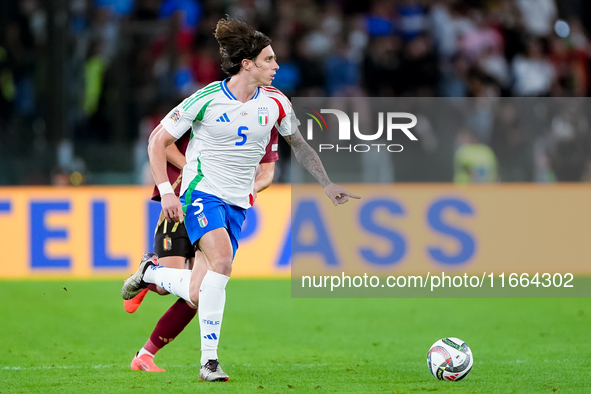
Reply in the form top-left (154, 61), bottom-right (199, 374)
top-left (284, 130), bottom-right (360, 205)
top-left (284, 130), bottom-right (331, 186)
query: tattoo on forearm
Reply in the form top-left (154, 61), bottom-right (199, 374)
top-left (284, 132), bottom-right (331, 187)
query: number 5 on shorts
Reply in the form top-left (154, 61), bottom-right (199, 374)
top-left (192, 198), bottom-right (204, 215)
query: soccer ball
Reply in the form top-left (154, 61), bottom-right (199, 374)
top-left (427, 337), bottom-right (473, 381)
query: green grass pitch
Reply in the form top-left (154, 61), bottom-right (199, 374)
top-left (1, 279), bottom-right (590, 393)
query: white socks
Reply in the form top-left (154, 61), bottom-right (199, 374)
top-left (137, 347), bottom-right (154, 358)
top-left (199, 270), bottom-right (229, 366)
top-left (143, 266), bottom-right (230, 366)
top-left (143, 265), bottom-right (194, 305)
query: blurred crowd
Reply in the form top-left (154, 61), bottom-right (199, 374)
top-left (0, 0), bottom-right (590, 185)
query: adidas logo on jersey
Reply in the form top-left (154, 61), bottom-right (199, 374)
top-left (216, 113), bottom-right (230, 122)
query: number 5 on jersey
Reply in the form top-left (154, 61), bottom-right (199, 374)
top-left (236, 126), bottom-right (248, 146)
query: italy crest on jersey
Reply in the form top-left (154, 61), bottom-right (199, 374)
top-left (258, 108), bottom-right (269, 126)
top-left (197, 213), bottom-right (208, 228)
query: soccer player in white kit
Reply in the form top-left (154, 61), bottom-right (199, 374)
top-left (122, 17), bottom-right (359, 382)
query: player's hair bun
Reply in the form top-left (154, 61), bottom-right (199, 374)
top-left (214, 17), bottom-right (272, 76)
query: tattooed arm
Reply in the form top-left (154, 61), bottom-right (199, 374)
top-left (284, 130), bottom-right (360, 205)
top-left (284, 130), bottom-right (332, 187)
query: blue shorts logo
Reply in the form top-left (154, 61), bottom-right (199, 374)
top-left (198, 213), bottom-right (208, 228)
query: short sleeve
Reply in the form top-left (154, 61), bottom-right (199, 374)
top-left (271, 95), bottom-right (300, 137)
top-left (160, 105), bottom-right (194, 139)
top-left (160, 84), bottom-right (219, 138)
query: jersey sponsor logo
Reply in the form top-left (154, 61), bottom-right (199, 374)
top-left (170, 110), bottom-right (181, 124)
top-left (197, 213), bottom-right (208, 227)
top-left (240, 111), bottom-right (248, 116)
top-left (215, 113), bottom-right (231, 122)
top-left (258, 108), bottom-right (269, 126)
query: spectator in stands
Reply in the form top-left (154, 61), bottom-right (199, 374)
top-left (490, 102), bottom-right (534, 181)
top-left (511, 38), bottom-right (556, 96)
top-left (365, 0), bottom-right (396, 38)
top-left (454, 128), bottom-right (498, 183)
top-left (363, 35), bottom-right (403, 96)
top-left (515, 0), bottom-right (557, 38)
top-left (547, 105), bottom-right (591, 181)
top-left (398, 34), bottom-right (438, 96)
top-left (2, 0), bottom-right (591, 185)
top-left (325, 37), bottom-right (363, 96)
top-left (397, 0), bottom-right (428, 43)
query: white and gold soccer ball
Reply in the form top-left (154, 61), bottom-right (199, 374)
top-left (427, 337), bottom-right (473, 381)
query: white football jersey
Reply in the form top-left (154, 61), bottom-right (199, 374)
top-left (160, 79), bottom-right (297, 209)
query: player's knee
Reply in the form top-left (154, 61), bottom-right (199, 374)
top-left (185, 299), bottom-right (197, 309)
top-left (211, 258), bottom-right (232, 276)
top-left (188, 288), bottom-right (199, 307)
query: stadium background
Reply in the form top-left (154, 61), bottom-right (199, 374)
top-left (1, 0), bottom-right (591, 185)
top-left (0, 0), bottom-right (590, 278)
top-left (1, 1), bottom-right (591, 393)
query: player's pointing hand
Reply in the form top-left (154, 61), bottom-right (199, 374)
top-left (323, 183), bottom-right (361, 206)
